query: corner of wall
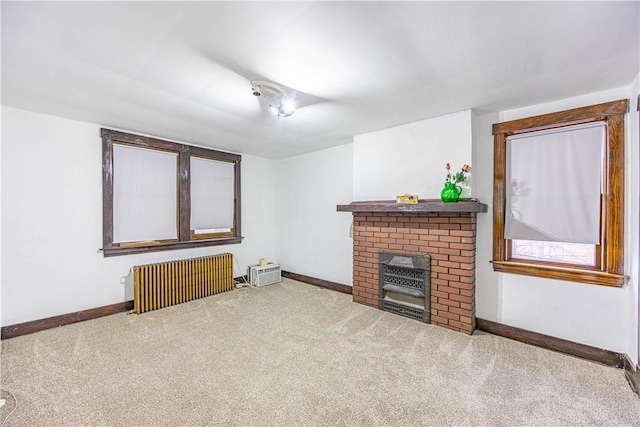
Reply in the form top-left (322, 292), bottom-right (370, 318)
top-left (0, 106), bottom-right (3, 332)
top-left (274, 144), bottom-right (354, 285)
top-left (627, 72), bottom-right (640, 365)
top-left (470, 109), bottom-right (501, 321)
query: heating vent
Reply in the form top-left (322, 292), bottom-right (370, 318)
top-left (133, 253), bottom-right (233, 314)
top-left (379, 252), bottom-right (430, 323)
top-left (247, 264), bottom-right (281, 287)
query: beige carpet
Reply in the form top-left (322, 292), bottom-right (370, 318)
top-left (1, 278), bottom-right (639, 426)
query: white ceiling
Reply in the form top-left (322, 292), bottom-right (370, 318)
top-left (2, 1), bottom-right (638, 159)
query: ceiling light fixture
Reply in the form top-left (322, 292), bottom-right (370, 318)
top-left (270, 100), bottom-right (296, 118)
top-left (251, 80), bottom-right (296, 118)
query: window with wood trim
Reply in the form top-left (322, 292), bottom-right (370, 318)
top-left (492, 99), bottom-right (628, 287)
top-left (101, 129), bottom-right (242, 256)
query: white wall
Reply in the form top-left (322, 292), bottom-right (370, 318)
top-left (274, 110), bottom-right (474, 287)
top-left (628, 74), bottom-right (640, 365)
top-left (472, 85), bottom-right (638, 359)
top-left (354, 110), bottom-right (473, 200)
top-left (0, 107), bottom-right (3, 327)
top-left (1, 106), bottom-right (277, 326)
top-left (3, 87), bottom-right (638, 360)
top-left (275, 144), bottom-right (353, 285)
top-left (347, 98), bottom-right (639, 358)
top-left (471, 110), bottom-right (500, 320)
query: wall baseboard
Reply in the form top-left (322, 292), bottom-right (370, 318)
top-left (475, 318), bottom-right (625, 368)
top-left (282, 271), bottom-right (352, 295)
top-left (1, 275), bottom-right (256, 340)
top-left (623, 355), bottom-right (640, 395)
top-left (1, 301), bottom-right (134, 340)
top-left (5, 281), bottom-right (629, 383)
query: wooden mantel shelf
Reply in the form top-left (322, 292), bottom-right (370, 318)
top-left (337, 199), bottom-right (488, 213)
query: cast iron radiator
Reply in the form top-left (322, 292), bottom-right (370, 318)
top-left (133, 253), bottom-right (234, 314)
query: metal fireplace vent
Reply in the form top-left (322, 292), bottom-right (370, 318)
top-left (379, 252), bottom-right (430, 323)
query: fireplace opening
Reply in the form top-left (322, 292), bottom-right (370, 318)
top-left (379, 252), bottom-right (430, 323)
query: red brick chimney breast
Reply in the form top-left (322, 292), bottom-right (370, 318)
top-left (351, 210), bottom-right (478, 334)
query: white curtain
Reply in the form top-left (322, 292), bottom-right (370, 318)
top-left (190, 157), bottom-right (234, 232)
top-left (505, 122), bottom-right (604, 244)
top-left (113, 144), bottom-right (178, 243)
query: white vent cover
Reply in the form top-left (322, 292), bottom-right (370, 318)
top-left (247, 263), bottom-right (281, 287)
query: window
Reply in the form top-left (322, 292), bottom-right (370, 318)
top-left (101, 129), bottom-right (242, 256)
top-left (492, 100), bottom-right (628, 287)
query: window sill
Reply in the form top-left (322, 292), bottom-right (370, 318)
top-left (491, 261), bottom-right (628, 287)
top-left (102, 237), bottom-right (243, 257)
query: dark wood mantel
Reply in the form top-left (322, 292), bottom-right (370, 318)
top-left (337, 199), bottom-right (488, 213)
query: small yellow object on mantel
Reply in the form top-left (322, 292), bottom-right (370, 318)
top-left (395, 194), bottom-right (419, 204)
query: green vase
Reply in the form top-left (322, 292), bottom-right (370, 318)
top-left (441, 182), bottom-right (461, 203)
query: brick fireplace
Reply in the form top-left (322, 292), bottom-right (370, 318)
top-left (337, 200), bottom-right (487, 334)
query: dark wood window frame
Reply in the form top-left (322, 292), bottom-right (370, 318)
top-left (492, 99), bottom-right (628, 287)
top-left (101, 129), bottom-right (242, 257)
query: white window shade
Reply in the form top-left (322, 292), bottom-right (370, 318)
top-left (505, 123), bottom-right (604, 244)
top-left (190, 157), bottom-right (234, 232)
top-left (113, 144), bottom-right (178, 243)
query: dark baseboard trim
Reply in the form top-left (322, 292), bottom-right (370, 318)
top-left (623, 355), bottom-right (640, 395)
top-left (282, 271), bottom-right (352, 295)
top-left (1, 300), bottom-right (134, 340)
top-left (0, 272), bottom-right (327, 340)
top-left (2, 277), bottom-right (254, 340)
top-left (476, 318), bottom-right (624, 368)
